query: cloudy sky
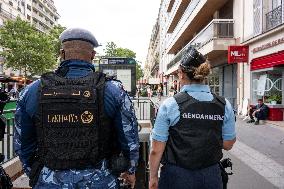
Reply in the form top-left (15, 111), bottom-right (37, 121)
top-left (53, 0), bottom-right (161, 65)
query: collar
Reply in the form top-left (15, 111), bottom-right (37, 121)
top-left (180, 84), bottom-right (211, 93)
top-left (59, 59), bottom-right (95, 70)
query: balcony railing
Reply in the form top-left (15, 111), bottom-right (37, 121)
top-left (33, 2), bottom-right (56, 23)
top-left (0, 110), bottom-right (16, 162)
top-left (265, 5), bottom-right (282, 31)
top-left (167, 19), bottom-right (234, 70)
top-left (165, 0), bottom-right (181, 32)
top-left (0, 8), bottom-right (17, 20)
top-left (167, 0), bottom-right (201, 48)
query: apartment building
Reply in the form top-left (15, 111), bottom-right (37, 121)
top-left (147, 0), bottom-right (284, 120)
top-left (31, 0), bottom-right (59, 32)
top-left (144, 19), bottom-right (161, 85)
top-left (156, 0), bottom-right (238, 106)
top-left (241, 0), bottom-right (284, 120)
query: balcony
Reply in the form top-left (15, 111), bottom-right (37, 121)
top-left (32, 13), bottom-right (52, 29)
top-left (166, 0), bottom-right (175, 12)
top-left (0, 8), bottom-right (16, 20)
top-left (33, 22), bottom-right (46, 32)
top-left (166, 0), bottom-right (229, 54)
top-left (265, 5), bottom-right (283, 31)
top-left (166, 19), bottom-right (235, 73)
top-left (166, 0), bottom-right (191, 33)
top-left (33, 2), bottom-right (57, 23)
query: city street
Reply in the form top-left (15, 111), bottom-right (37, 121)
top-left (149, 97), bottom-right (284, 189)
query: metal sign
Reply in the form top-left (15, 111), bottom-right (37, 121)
top-left (228, 46), bottom-right (249, 63)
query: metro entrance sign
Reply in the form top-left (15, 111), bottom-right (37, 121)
top-left (228, 46), bottom-right (249, 63)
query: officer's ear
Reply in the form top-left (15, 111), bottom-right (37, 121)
top-left (60, 49), bottom-right (65, 60)
top-left (91, 50), bottom-right (96, 60)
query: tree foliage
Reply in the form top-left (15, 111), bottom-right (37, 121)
top-left (0, 18), bottom-right (57, 79)
top-left (104, 41), bottom-right (117, 57)
top-left (104, 41), bottom-right (143, 79)
top-left (48, 24), bottom-right (66, 58)
top-left (136, 61), bottom-right (144, 80)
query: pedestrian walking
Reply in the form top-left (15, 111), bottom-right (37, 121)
top-left (14, 28), bottom-right (139, 189)
top-left (149, 46), bottom-right (236, 189)
top-left (147, 86), bottom-right (152, 98)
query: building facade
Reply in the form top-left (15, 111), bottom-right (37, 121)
top-left (144, 19), bottom-right (160, 85)
top-left (157, 0), bottom-right (239, 106)
top-left (241, 0), bottom-right (284, 120)
top-left (31, 0), bottom-right (59, 32)
top-left (147, 0), bottom-right (284, 120)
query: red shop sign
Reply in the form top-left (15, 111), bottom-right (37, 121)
top-left (228, 46), bottom-right (249, 63)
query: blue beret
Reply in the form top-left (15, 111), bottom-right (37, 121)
top-left (59, 28), bottom-right (99, 47)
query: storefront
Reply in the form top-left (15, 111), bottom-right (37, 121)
top-left (250, 50), bottom-right (284, 120)
top-left (246, 31), bottom-right (284, 121)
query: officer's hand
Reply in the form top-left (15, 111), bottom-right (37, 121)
top-left (149, 176), bottom-right (158, 189)
top-left (120, 172), bottom-right (136, 188)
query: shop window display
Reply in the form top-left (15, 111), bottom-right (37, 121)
top-left (252, 70), bottom-right (282, 104)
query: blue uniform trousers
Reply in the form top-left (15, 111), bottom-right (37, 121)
top-left (159, 163), bottom-right (222, 189)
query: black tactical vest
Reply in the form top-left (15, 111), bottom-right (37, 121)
top-left (162, 92), bottom-right (225, 170)
top-left (34, 72), bottom-right (116, 170)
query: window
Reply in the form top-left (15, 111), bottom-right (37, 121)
top-left (9, 1), bottom-right (13, 6)
top-left (17, 7), bottom-right (21, 12)
top-left (206, 68), bottom-right (220, 96)
top-left (27, 14), bottom-right (31, 20)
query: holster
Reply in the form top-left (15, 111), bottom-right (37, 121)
top-left (29, 161), bottom-right (43, 187)
top-left (109, 154), bottom-right (130, 176)
top-left (219, 163), bottom-right (229, 189)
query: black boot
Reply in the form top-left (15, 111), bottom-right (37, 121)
top-left (247, 119), bottom-right (255, 123)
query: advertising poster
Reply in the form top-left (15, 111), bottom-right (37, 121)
top-left (257, 74), bottom-right (267, 96)
top-left (116, 69), bottom-right (132, 92)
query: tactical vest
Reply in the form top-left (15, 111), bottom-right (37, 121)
top-left (162, 92), bottom-right (225, 170)
top-left (34, 72), bottom-right (116, 170)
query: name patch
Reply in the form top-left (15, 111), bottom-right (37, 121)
top-left (182, 113), bottom-right (224, 121)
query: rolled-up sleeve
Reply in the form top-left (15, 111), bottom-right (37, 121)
top-left (151, 97), bottom-right (180, 142)
top-left (222, 99), bottom-right (236, 140)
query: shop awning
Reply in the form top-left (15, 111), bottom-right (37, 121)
top-left (251, 50), bottom-right (284, 71)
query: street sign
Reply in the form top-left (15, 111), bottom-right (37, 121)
top-left (228, 46), bottom-right (249, 63)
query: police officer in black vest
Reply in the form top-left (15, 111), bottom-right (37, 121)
top-left (149, 47), bottom-right (236, 189)
top-left (14, 28), bottom-right (139, 189)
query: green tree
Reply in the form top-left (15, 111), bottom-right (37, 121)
top-left (104, 41), bottom-right (144, 80)
top-left (104, 41), bottom-right (117, 56)
top-left (48, 24), bottom-right (66, 58)
top-left (115, 47), bottom-right (136, 58)
top-left (0, 18), bottom-right (56, 84)
top-left (136, 61), bottom-right (144, 80)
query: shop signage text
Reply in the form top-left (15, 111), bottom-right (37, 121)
top-left (228, 46), bottom-right (249, 63)
top-left (253, 37), bottom-right (284, 53)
